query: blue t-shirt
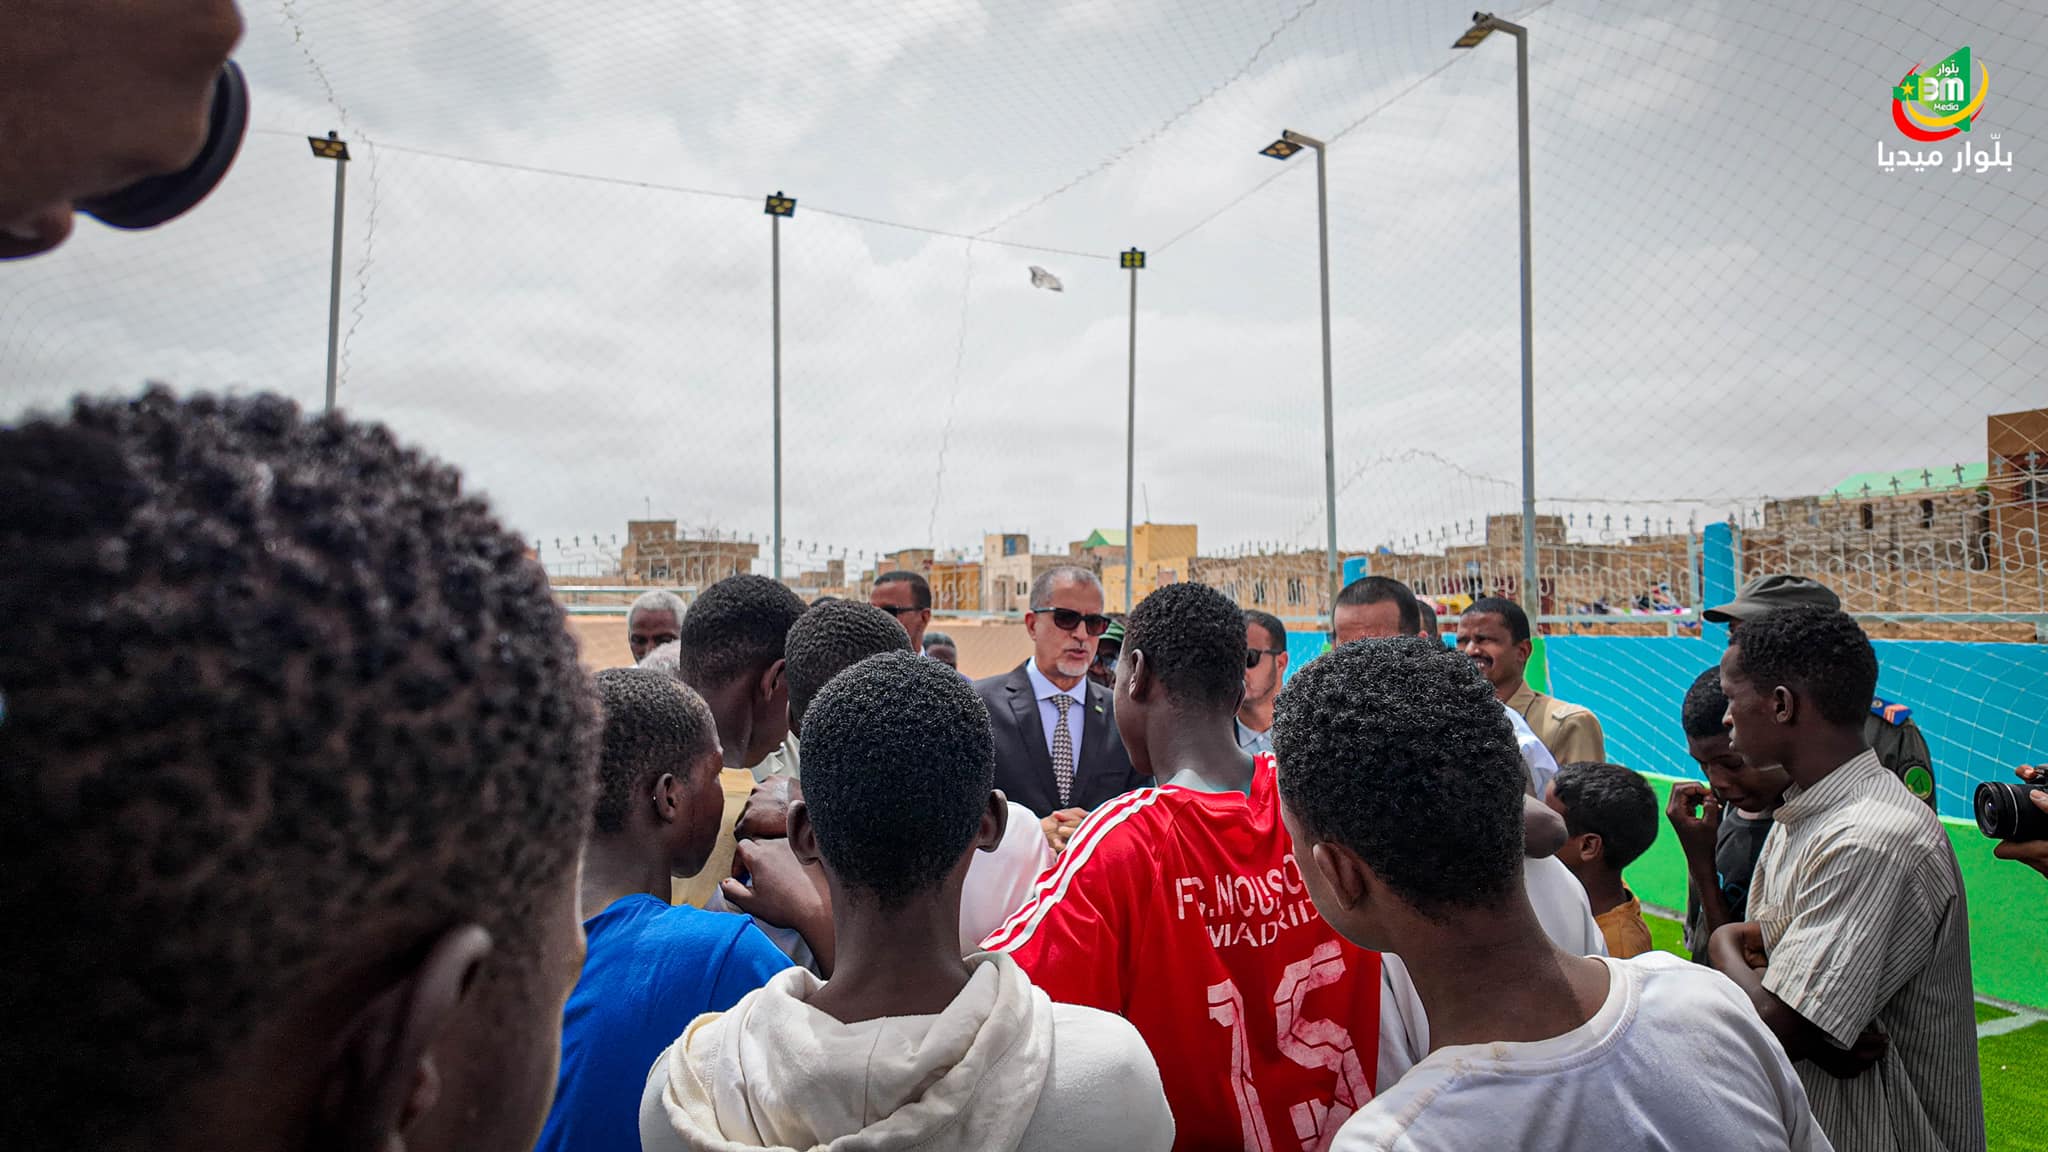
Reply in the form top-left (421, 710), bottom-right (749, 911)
top-left (535, 895), bottom-right (791, 1152)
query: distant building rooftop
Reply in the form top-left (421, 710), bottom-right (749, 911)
top-left (1826, 462), bottom-right (1987, 498)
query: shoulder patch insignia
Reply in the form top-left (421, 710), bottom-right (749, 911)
top-left (1870, 697), bottom-right (1913, 726)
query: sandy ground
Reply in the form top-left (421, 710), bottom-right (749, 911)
top-left (567, 613), bottom-right (1034, 681)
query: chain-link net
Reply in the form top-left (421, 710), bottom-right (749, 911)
top-left (2, 0), bottom-right (2043, 641)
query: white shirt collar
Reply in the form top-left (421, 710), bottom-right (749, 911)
top-left (1024, 659), bottom-right (1084, 703)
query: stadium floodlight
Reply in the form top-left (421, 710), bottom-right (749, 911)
top-left (309, 132), bottom-right (350, 415)
top-left (1122, 249), bottom-right (1145, 611)
top-left (1454, 11), bottom-right (1540, 622)
top-left (765, 191), bottom-right (796, 577)
top-left (1259, 129), bottom-right (1340, 620)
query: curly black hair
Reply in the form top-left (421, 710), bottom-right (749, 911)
top-left (1551, 761), bottom-right (1660, 870)
top-left (1680, 666), bottom-right (1729, 739)
top-left (0, 388), bottom-right (598, 1150)
top-left (1465, 596), bottom-right (1531, 643)
top-left (785, 599), bottom-right (911, 734)
top-left (798, 650), bottom-right (994, 905)
top-left (1730, 603), bottom-right (1877, 727)
top-left (1336, 576), bottom-right (1422, 635)
top-left (592, 667), bottom-right (720, 835)
top-left (1272, 637), bottom-right (1526, 920)
top-left (1125, 581), bottom-right (1249, 714)
top-left (676, 573), bottom-right (806, 689)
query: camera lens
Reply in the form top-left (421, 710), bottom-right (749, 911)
top-left (1974, 781), bottom-right (2048, 842)
top-left (78, 60), bottom-right (249, 231)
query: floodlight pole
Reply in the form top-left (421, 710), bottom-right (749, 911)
top-left (1510, 19), bottom-right (1538, 625)
top-left (310, 131), bottom-right (349, 415)
top-left (1285, 129), bottom-right (1340, 620)
top-left (771, 210), bottom-right (782, 581)
top-left (1123, 250), bottom-right (1144, 613)
top-left (765, 191), bottom-right (797, 580)
top-left (1456, 12), bottom-right (1539, 620)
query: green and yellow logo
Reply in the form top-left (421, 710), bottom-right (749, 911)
top-left (1892, 47), bottom-right (1986, 141)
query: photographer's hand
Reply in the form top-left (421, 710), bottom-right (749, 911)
top-left (1991, 766), bottom-right (2048, 879)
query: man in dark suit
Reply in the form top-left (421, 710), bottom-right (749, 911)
top-left (974, 566), bottom-right (1147, 848)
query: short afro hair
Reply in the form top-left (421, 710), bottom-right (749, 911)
top-left (785, 599), bottom-right (912, 734)
top-left (1731, 604), bottom-right (1878, 727)
top-left (1550, 762), bottom-right (1660, 870)
top-left (1244, 608), bottom-right (1288, 651)
top-left (0, 388), bottom-right (598, 1150)
top-left (592, 668), bottom-right (719, 835)
top-left (1273, 637), bottom-right (1526, 920)
top-left (1125, 581), bottom-right (1248, 714)
top-left (1680, 666), bottom-right (1729, 739)
top-left (872, 570), bottom-right (932, 610)
top-left (1466, 597), bottom-right (1531, 644)
top-left (798, 650), bottom-right (994, 905)
top-left (676, 573), bottom-right (805, 689)
top-left (1336, 576), bottom-right (1422, 636)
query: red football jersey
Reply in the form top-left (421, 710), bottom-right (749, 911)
top-left (985, 754), bottom-right (1423, 1152)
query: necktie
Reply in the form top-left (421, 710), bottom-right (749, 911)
top-left (1052, 694), bottom-right (1076, 806)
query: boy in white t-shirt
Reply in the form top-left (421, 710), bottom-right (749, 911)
top-left (1270, 637), bottom-right (1831, 1152)
top-left (642, 651), bottom-right (1171, 1152)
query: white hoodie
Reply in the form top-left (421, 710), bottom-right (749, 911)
top-left (640, 952), bottom-right (1173, 1152)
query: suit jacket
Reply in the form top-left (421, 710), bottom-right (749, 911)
top-left (973, 661), bottom-right (1147, 818)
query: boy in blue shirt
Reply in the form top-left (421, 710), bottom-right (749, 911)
top-left (537, 667), bottom-right (791, 1152)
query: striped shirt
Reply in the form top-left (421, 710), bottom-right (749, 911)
top-left (1749, 750), bottom-right (1984, 1152)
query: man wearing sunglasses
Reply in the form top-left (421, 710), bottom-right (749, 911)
top-left (868, 570), bottom-right (933, 653)
top-left (1237, 609), bottom-right (1289, 756)
top-left (973, 566), bottom-right (1145, 840)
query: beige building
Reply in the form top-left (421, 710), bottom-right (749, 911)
top-left (929, 556), bottom-right (983, 611)
top-left (982, 532), bottom-right (1069, 614)
top-left (620, 520), bottom-right (760, 585)
top-left (1100, 522), bottom-right (1198, 611)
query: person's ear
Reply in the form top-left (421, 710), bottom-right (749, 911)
top-left (788, 800), bottom-right (820, 866)
top-left (651, 772), bottom-right (681, 826)
top-left (1515, 638), bottom-right (1533, 662)
top-left (1771, 685), bottom-right (1797, 726)
top-left (1127, 649), bottom-right (1153, 702)
top-left (1309, 840), bottom-right (1373, 912)
top-left (759, 658), bottom-right (788, 710)
top-left (975, 790), bottom-right (1008, 853)
top-left (316, 925), bottom-right (494, 1152)
top-left (1574, 831), bottom-right (1604, 865)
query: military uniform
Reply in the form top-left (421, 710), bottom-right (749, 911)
top-left (1869, 697), bottom-right (1937, 810)
top-left (1505, 682), bottom-right (1607, 768)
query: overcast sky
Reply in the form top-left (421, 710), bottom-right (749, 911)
top-left (3, 0), bottom-right (2043, 573)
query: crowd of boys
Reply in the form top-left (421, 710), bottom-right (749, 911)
top-left (5, 388), bottom-right (2017, 1152)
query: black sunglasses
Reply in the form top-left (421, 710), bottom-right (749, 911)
top-left (874, 604), bottom-right (927, 617)
top-left (1246, 647), bottom-right (1287, 669)
top-left (1032, 606), bottom-right (1112, 637)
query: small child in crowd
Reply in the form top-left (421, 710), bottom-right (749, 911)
top-left (1544, 761), bottom-right (1661, 959)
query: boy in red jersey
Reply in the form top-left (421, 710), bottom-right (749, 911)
top-left (986, 582), bottom-right (1429, 1150)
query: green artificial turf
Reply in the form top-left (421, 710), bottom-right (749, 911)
top-left (1981, 1022), bottom-right (2048, 1152)
top-left (1644, 910), bottom-right (1688, 959)
top-left (1977, 1001), bottom-right (2016, 1024)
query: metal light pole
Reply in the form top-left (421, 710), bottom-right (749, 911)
top-left (1455, 11), bottom-right (1538, 621)
top-left (764, 191), bottom-right (797, 580)
top-left (1260, 130), bottom-right (1339, 616)
top-left (308, 132), bottom-right (350, 414)
top-left (1121, 248), bottom-right (1145, 612)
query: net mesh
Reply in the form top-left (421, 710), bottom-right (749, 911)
top-left (2, 0), bottom-right (2043, 641)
